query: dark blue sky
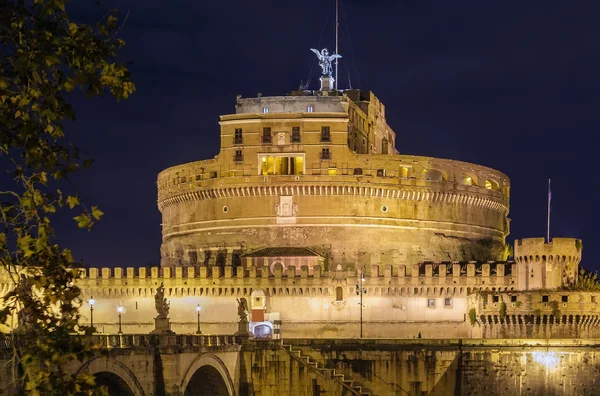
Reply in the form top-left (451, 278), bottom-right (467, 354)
top-left (58, 0), bottom-right (599, 269)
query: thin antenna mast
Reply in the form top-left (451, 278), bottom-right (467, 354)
top-left (547, 178), bottom-right (551, 243)
top-left (335, 0), bottom-right (339, 90)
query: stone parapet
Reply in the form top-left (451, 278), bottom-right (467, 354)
top-left (467, 290), bottom-right (600, 338)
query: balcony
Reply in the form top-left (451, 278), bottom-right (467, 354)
top-left (234, 154), bottom-right (243, 162)
top-left (320, 135), bottom-right (331, 143)
top-left (233, 136), bottom-right (243, 145)
top-left (261, 135), bottom-right (272, 144)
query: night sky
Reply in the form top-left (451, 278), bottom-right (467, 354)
top-left (57, 1), bottom-right (599, 270)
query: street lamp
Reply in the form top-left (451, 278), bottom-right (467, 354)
top-left (355, 267), bottom-right (367, 338)
top-left (196, 305), bottom-right (202, 334)
top-left (88, 296), bottom-right (95, 331)
top-left (117, 304), bottom-right (124, 334)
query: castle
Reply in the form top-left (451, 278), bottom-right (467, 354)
top-left (0, 69), bottom-right (590, 340)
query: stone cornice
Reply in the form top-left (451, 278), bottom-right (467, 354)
top-left (158, 183), bottom-right (509, 215)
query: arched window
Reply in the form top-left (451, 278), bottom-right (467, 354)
top-left (335, 286), bottom-right (343, 301)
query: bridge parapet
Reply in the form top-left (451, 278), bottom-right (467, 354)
top-left (0, 333), bottom-right (243, 351)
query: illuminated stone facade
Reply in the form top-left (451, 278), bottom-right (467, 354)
top-left (0, 90), bottom-right (588, 340)
top-left (157, 90), bottom-right (510, 272)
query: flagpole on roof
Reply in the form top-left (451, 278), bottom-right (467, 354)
top-left (547, 178), bottom-right (551, 243)
top-left (335, 0), bottom-right (339, 90)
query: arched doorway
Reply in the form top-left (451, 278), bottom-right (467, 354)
top-left (184, 365), bottom-right (229, 396)
top-left (94, 372), bottom-right (135, 396)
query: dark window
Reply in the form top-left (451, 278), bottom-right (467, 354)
top-left (511, 295), bottom-right (517, 302)
top-left (492, 295), bottom-right (499, 303)
top-left (320, 148), bottom-right (331, 160)
top-left (377, 169), bottom-right (385, 177)
top-left (444, 298), bottom-right (452, 307)
top-left (195, 175), bottom-right (201, 181)
top-left (209, 171), bottom-right (217, 179)
top-left (542, 295), bottom-right (549, 302)
top-left (234, 150), bottom-right (243, 162)
top-left (353, 168), bottom-right (363, 175)
top-left (262, 127), bottom-right (272, 144)
top-left (181, 176), bottom-right (186, 183)
top-left (234, 128), bottom-right (243, 144)
top-left (427, 299), bottom-right (435, 307)
top-left (562, 295), bottom-right (568, 303)
top-left (592, 296), bottom-right (597, 303)
top-left (291, 127), bottom-right (301, 143)
top-left (321, 126), bottom-right (331, 142)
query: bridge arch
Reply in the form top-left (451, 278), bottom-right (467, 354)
top-left (181, 353), bottom-right (235, 396)
top-left (78, 356), bottom-right (144, 396)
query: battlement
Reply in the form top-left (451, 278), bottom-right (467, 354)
top-left (468, 290), bottom-right (600, 338)
top-left (514, 237), bottom-right (582, 259)
top-left (514, 238), bottom-right (582, 290)
top-left (0, 261), bottom-right (521, 301)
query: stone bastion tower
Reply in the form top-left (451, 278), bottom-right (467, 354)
top-left (157, 89), bottom-right (511, 275)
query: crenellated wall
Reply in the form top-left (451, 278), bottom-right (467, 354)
top-left (468, 290), bottom-right (600, 338)
top-left (0, 261), bottom-right (518, 337)
top-left (515, 238), bottom-right (582, 290)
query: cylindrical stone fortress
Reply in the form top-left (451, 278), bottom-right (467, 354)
top-left (157, 91), bottom-right (510, 272)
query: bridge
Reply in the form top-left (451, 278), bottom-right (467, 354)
top-left (2, 335), bottom-right (600, 395)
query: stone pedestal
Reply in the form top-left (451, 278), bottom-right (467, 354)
top-left (235, 320), bottom-right (251, 337)
top-left (151, 316), bottom-right (174, 334)
top-left (320, 75), bottom-right (334, 91)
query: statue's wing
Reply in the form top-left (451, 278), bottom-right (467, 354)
top-left (328, 54), bottom-right (342, 61)
top-left (310, 48), bottom-right (321, 58)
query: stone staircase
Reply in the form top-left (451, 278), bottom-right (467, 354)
top-left (281, 343), bottom-right (372, 396)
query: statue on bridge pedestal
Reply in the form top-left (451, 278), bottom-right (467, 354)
top-left (234, 298), bottom-right (251, 337)
top-left (154, 282), bottom-right (170, 319)
top-left (151, 282), bottom-right (174, 334)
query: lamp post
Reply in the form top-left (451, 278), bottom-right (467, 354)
top-left (88, 297), bottom-right (95, 331)
top-left (355, 267), bottom-right (367, 338)
top-left (117, 304), bottom-right (124, 334)
top-left (196, 305), bottom-right (202, 334)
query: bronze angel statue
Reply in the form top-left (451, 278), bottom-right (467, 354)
top-left (310, 48), bottom-right (342, 77)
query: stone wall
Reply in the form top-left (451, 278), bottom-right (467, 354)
top-left (0, 262), bottom-right (523, 337)
top-left (468, 290), bottom-right (600, 338)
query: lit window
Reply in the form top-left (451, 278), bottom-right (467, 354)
top-left (427, 299), bottom-right (435, 308)
top-left (307, 106), bottom-right (314, 113)
top-left (263, 107), bottom-right (269, 113)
